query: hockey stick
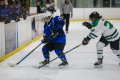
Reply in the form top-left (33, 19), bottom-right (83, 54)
top-left (7, 42), bottom-right (42, 67)
top-left (38, 44), bottom-right (82, 69)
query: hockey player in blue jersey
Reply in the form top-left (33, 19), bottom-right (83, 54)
top-left (39, 11), bottom-right (68, 67)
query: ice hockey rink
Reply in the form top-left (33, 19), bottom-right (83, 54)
top-left (0, 20), bottom-right (120, 80)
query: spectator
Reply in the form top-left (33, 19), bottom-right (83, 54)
top-left (14, 1), bottom-right (22, 18)
top-left (8, 2), bottom-right (16, 20)
top-left (37, 0), bottom-right (46, 13)
top-left (0, 0), bottom-right (9, 22)
top-left (8, 1), bottom-right (20, 22)
top-left (60, 0), bottom-right (73, 33)
top-left (20, 3), bottom-right (27, 20)
top-left (37, 0), bottom-right (41, 6)
top-left (0, 0), bottom-right (25, 23)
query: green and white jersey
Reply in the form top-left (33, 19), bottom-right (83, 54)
top-left (40, 4), bottom-right (46, 12)
top-left (88, 18), bottom-right (119, 42)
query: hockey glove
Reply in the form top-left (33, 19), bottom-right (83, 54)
top-left (50, 33), bottom-right (58, 39)
top-left (41, 38), bottom-right (49, 43)
top-left (82, 21), bottom-right (92, 29)
top-left (53, 25), bottom-right (58, 34)
top-left (82, 36), bottom-right (91, 45)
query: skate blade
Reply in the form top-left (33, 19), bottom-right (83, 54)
top-left (94, 64), bottom-right (102, 68)
top-left (59, 65), bottom-right (68, 68)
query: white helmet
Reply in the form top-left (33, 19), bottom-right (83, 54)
top-left (41, 11), bottom-right (52, 19)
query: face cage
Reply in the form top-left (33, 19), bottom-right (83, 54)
top-left (89, 17), bottom-right (98, 23)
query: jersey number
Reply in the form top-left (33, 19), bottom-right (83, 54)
top-left (104, 21), bottom-right (113, 29)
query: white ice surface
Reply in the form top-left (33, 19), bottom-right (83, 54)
top-left (0, 20), bottom-right (120, 80)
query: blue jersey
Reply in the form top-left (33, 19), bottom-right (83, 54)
top-left (0, 5), bottom-right (8, 17)
top-left (43, 24), bottom-right (53, 38)
top-left (8, 7), bottom-right (14, 20)
top-left (14, 7), bottom-right (22, 18)
top-left (43, 16), bottom-right (66, 44)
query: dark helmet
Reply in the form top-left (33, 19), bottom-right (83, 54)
top-left (89, 11), bottom-right (100, 20)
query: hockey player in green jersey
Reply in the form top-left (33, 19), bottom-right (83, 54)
top-left (82, 11), bottom-right (120, 68)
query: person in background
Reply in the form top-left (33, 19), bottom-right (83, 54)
top-left (14, 1), bottom-right (22, 18)
top-left (0, 0), bottom-right (8, 18)
top-left (37, 0), bottom-right (41, 6)
top-left (37, 0), bottom-right (46, 13)
top-left (8, 1), bottom-right (20, 22)
top-left (0, 0), bottom-right (11, 24)
top-left (46, 0), bottom-right (56, 14)
top-left (60, 0), bottom-right (73, 33)
top-left (8, 1), bottom-right (15, 20)
top-left (20, 3), bottom-right (27, 20)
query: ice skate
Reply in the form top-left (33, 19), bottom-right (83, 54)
top-left (39, 58), bottom-right (49, 67)
top-left (59, 58), bottom-right (68, 68)
top-left (94, 56), bottom-right (103, 68)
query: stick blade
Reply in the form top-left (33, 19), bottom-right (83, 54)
top-left (7, 63), bottom-right (17, 67)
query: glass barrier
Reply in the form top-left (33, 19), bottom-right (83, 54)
top-left (112, 0), bottom-right (120, 7)
top-left (30, 0), bottom-right (37, 7)
top-left (57, 0), bottom-right (120, 8)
